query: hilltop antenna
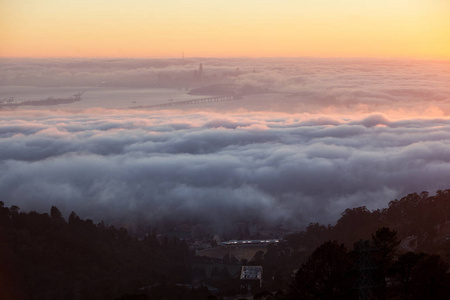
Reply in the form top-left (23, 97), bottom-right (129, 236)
top-left (353, 240), bottom-right (377, 300)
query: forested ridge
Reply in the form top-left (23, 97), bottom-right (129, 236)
top-left (0, 204), bottom-right (191, 300)
top-left (259, 190), bottom-right (450, 299)
top-left (1, 189), bottom-right (449, 300)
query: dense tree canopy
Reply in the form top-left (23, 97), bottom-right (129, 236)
top-left (0, 204), bottom-right (190, 300)
top-left (1, 188), bottom-right (450, 299)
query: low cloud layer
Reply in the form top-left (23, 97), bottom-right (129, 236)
top-left (2, 109), bottom-right (450, 227)
top-left (1, 58), bottom-right (450, 229)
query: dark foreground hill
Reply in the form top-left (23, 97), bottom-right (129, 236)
top-left (0, 204), bottom-right (192, 300)
top-left (1, 189), bottom-right (449, 299)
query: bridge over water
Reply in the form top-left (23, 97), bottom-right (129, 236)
top-left (131, 95), bottom-right (241, 109)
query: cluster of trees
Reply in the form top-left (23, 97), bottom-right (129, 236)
top-left (289, 228), bottom-right (450, 299)
top-left (1, 189), bottom-right (449, 299)
top-left (237, 190), bottom-right (450, 298)
top-left (285, 190), bottom-right (450, 254)
top-left (0, 203), bottom-right (191, 300)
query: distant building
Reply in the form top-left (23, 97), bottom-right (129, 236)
top-left (213, 234), bottom-right (221, 244)
top-left (240, 266), bottom-right (263, 291)
top-left (221, 239), bottom-right (280, 247)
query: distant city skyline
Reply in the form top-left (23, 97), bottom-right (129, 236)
top-left (1, 0), bottom-right (449, 59)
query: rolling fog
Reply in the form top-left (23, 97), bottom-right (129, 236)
top-left (1, 58), bottom-right (450, 228)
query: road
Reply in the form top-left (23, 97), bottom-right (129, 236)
top-left (400, 235), bottom-right (418, 252)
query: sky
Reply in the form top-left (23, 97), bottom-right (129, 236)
top-left (1, 0), bottom-right (449, 58)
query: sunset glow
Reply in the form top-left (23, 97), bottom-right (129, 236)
top-left (1, 0), bottom-right (449, 59)
top-left (2, 1), bottom-right (450, 297)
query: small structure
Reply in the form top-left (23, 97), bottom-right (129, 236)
top-left (221, 239), bottom-right (280, 247)
top-left (240, 266), bottom-right (263, 292)
top-left (213, 234), bottom-right (221, 244)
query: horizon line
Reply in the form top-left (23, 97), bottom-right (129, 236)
top-left (1, 55), bottom-right (449, 62)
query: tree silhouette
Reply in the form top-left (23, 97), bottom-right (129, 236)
top-left (395, 252), bottom-right (424, 299)
top-left (371, 227), bottom-right (400, 300)
top-left (334, 207), bottom-right (376, 246)
top-left (410, 254), bottom-right (449, 300)
top-left (290, 241), bottom-right (354, 300)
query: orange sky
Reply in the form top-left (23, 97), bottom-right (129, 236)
top-left (1, 0), bottom-right (449, 59)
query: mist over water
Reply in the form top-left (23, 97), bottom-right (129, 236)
top-left (1, 58), bottom-right (450, 229)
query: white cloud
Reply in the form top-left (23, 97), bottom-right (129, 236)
top-left (1, 109), bottom-right (450, 227)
